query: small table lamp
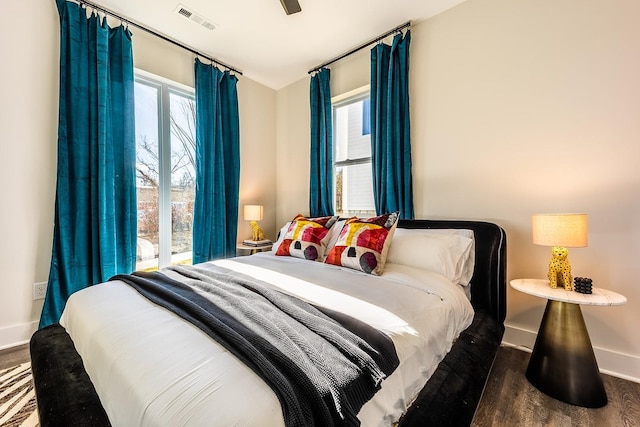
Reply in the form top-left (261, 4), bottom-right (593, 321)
top-left (244, 205), bottom-right (265, 241)
top-left (532, 213), bottom-right (588, 290)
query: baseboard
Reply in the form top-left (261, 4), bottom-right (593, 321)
top-left (0, 321), bottom-right (38, 351)
top-left (503, 324), bottom-right (640, 384)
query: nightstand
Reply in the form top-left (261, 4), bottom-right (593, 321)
top-left (236, 243), bottom-right (273, 255)
top-left (510, 278), bottom-right (627, 408)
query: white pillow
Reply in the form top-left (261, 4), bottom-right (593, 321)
top-left (386, 228), bottom-right (475, 286)
top-left (324, 219), bottom-right (346, 251)
top-left (271, 221), bottom-right (291, 253)
top-left (406, 227), bottom-right (474, 239)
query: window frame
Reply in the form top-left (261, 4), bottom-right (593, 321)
top-left (332, 86), bottom-right (375, 217)
top-left (134, 69), bottom-right (195, 270)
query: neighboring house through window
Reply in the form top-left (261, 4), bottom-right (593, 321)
top-left (134, 70), bottom-right (195, 270)
top-left (333, 87), bottom-right (375, 217)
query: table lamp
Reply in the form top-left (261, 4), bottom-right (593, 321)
top-left (532, 213), bottom-right (588, 290)
top-left (244, 205), bottom-right (265, 241)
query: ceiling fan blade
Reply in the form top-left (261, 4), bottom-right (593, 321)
top-left (280, 0), bottom-right (301, 15)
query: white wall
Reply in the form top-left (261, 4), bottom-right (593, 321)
top-left (0, 1), bottom-right (59, 349)
top-left (275, 0), bottom-right (640, 380)
top-left (237, 77), bottom-right (277, 241)
top-left (275, 78), bottom-right (310, 227)
top-left (0, 1), bottom-right (276, 349)
top-left (414, 0), bottom-right (640, 381)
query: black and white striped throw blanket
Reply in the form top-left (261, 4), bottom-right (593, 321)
top-left (111, 264), bottom-right (398, 427)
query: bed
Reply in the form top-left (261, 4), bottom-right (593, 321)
top-left (30, 218), bottom-right (506, 427)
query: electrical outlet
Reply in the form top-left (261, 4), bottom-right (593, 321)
top-left (33, 282), bottom-right (47, 300)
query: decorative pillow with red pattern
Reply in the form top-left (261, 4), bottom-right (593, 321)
top-left (275, 214), bottom-right (339, 261)
top-left (324, 212), bottom-right (399, 275)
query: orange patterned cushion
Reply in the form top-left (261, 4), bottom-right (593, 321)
top-left (275, 214), bottom-right (339, 261)
top-left (324, 212), bottom-right (399, 275)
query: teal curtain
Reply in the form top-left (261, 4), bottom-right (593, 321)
top-left (40, 0), bottom-right (137, 328)
top-left (370, 30), bottom-right (414, 219)
top-left (309, 68), bottom-right (334, 217)
top-left (192, 59), bottom-right (240, 264)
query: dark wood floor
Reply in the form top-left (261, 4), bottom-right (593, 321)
top-left (0, 343), bottom-right (30, 371)
top-left (473, 346), bottom-right (640, 426)
top-left (2, 343), bottom-right (639, 425)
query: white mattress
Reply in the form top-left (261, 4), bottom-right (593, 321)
top-left (60, 252), bottom-right (474, 426)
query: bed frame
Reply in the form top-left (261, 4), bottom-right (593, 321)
top-left (30, 219), bottom-right (506, 427)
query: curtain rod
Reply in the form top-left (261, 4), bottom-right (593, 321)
top-left (76, 0), bottom-right (243, 75)
top-left (308, 21), bottom-right (410, 74)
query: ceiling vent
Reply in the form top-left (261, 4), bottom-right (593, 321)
top-left (174, 4), bottom-right (216, 31)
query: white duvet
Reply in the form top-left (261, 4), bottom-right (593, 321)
top-left (60, 252), bottom-right (474, 427)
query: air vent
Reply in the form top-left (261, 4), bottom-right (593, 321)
top-left (177, 7), bottom-right (192, 18)
top-left (173, 4), bottom-right (216, 31)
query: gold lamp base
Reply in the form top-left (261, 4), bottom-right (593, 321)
top-left (547, 246), bottom-right (573, 290)
top-left (250, 220), bottom-right (266, 241)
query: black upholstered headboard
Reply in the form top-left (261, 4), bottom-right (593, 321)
top-left (397, 219), bottom-right (507, 323)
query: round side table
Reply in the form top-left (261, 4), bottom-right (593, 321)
top-left (510, 278), bottom-right (626, 408)
top-left (236, 243), bottom-right (273, 255)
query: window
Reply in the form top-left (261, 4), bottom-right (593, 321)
top-left (333, 90), bottom-right (375, 217)
top-left (135, 71), bottom-right (195, 270)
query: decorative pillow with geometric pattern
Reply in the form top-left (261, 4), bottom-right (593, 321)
top-left (275, 214), bottom-right (339, 261)
top-left (324, 211), bottom-right (399, 275)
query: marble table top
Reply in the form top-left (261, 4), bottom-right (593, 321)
top-left (510, 278), bottom-right (627, 306)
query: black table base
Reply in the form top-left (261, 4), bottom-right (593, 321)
top-left (526, 299), bottom-right (607, 408)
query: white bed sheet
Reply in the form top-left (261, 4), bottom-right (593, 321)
top-left (60, 253), bottom-right (474, 427)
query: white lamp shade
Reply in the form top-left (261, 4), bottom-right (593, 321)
top-left (244, 205), bottom-right (263, 221)
top-left (532, 213), bottom-right (588, 247)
